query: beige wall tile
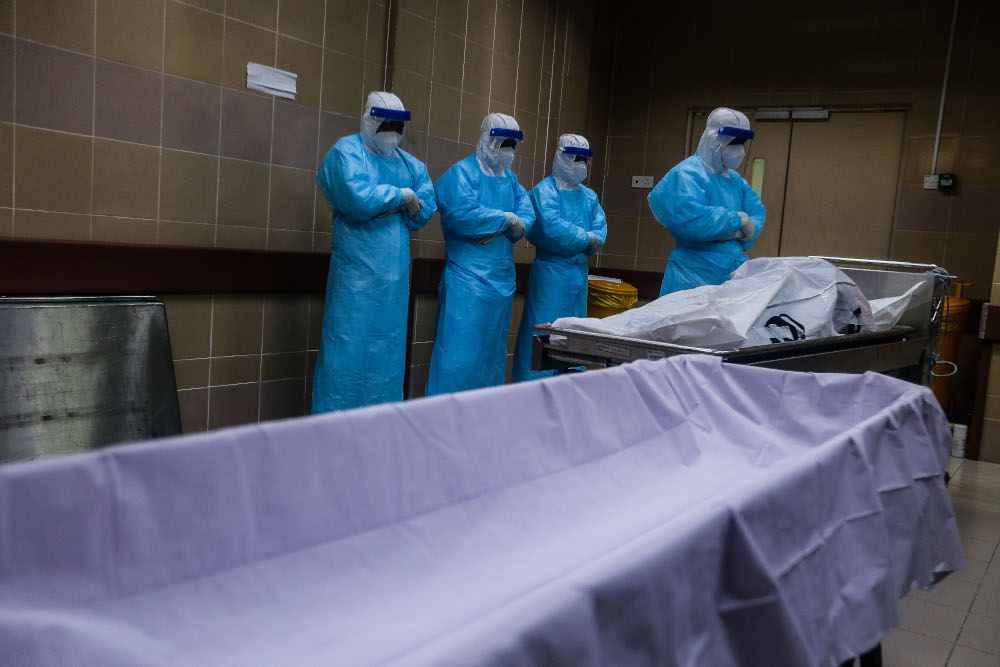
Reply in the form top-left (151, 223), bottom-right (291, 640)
top-left (97, 0), bottom-right (164, 70)
top-left (945, 233), bottom-right (995, 301)
top-left (277, 36), bottom-right (323, 109)
top-left (177, 387), bottom-right (208, 432)
top-left (0, 122), bottom-right (10, 207)
top-left (987, 395), bottom-right (1000, 421)
top-left (174, 358), bottom-right (210, 389)
top-left (459, 93), bottom-right (489, 144)
top-left (0, 0), bottom-right (11, 34)
top-left (269, 166), bottom-right (315, 231)
top-left (15, 127), bottom-right (92, 213)
top-left (92, 139), bottom-right (159, 218)
top-left (261, 351), bottom-right (307, 380)
top-left (213, 294), bottom-right (264, 356)
top-left (223, 19), bottom-right (276, 92)
top-left (268, 228), bottom-right (313, 251)
top-left (890, 230), bottom-right (947, 266)
top-left (162, 294), bottom-right (213, 359)
top-left (262, 294), bottom-right (309, 352)
top-left (395, 13), bottom-right (434, 78)
top-left (0, 208), bottom-right (10, 237)
top-left (984, 419), bottom-right (1000, 464)
top-left (12, 210), bottom-right (90, 241)
top-left (228, 0), bottom-right (277, 30)
top-left (17, 0), bottom-right (95, 53)
top-left (365, 2), bottom-right (389, 65)
top-left (399, 0), bottom-right (436, 20)
top-left (165, 1), bottom-right (224, 85)
top-left (431, 31), bottom-right (465, 89)
top-left (218, 158), bottom-right (269, 227)
top-left (325, 0), bottom-right (367, 56)
top-left (159, 149), bottom-right (219, 224)
top-left (364, 60), bottom-right (388, 94)
top-left (322, 50), bottom-right (365, 115)
top-left (312, 231), bottom-right (331, 252)
top-left (208, 382), bottom-right (260, 429)
top-left (429, 84), bottom-right (461, 139)
top-left (277, 0), bottom-right (325, 45)
top-left (158, 220), bottom-right (215, 246)
top-left (92, 216), bottom-right (157, 244)
top-left (217, 225), bottom-right (267, 249)
top-left (462, 42), bottom-right (492, 97)
top-left (393, 75), bottom-right (430, 133)
top-left (184, 0), bottom-right (224, 11)
top-left (436, 0), bottom-right (467, 37)
top-left (465, 0), bottom-right (495, 47)
top-left (211, 354), bottom-right (261, 385)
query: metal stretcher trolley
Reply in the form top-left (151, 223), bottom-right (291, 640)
top-left (531, 257), bottom-right (951, 387)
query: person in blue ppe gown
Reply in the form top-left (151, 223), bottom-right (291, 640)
top-left (511, 134), bottom-right (607, 382)
top-left (648, 107), bottom-right (766, 296)
top-left (312, 91), bottom-right (437, 413)
top-left (425, 113), bottom-right (536, 395)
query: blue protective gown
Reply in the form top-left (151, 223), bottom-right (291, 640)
top-left (312, 134), bottom-right (436, 413)
top-left (511, 176), bottom-right (607, 382)
top-left (649, 155), bottom-right (766, 296)
top-left (426, 155), bottom-right (535, 395)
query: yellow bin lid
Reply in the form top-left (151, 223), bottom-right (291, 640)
top-left (588, 277), bottom-right (638, 296)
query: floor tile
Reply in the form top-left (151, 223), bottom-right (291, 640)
top-left (961, 537), bottom-right (998, 563)
top-left (911, 577), bottom-right (981, 612)
top-left (898, 597), bottom-right (968, 643)
top-left (947, 645), bottom-right (1000, 667)
top-left (970, 584), bottom-right (1000, 619)
top-left (881, 628), bottom-right (956, 667)
top-left (953, 559), bottom-right (990, 586)
top-left (957, 613), bottom-right (1000, 656)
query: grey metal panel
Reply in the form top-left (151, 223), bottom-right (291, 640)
top-left (0, 296), bottom-right (181, 463)
top-left (839, 267), bottom-right (936, 337)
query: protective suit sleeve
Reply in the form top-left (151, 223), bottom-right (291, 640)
top-left (401, 151), bottom-right (437, 232)
top-left (434, 164), bottom-right (508, 240)
top-left (739, 179), bottom-right (766, 251)
top-left (318, 140), bottom-right (406, 222)
top-left (647, 167), bottom-right (742, 244)
top-left (586, 188), bottom-right (608, 244)
top-left (526, 180), bottom-right (589, 253)
top-left (506, 176), bottom-right (536, 242)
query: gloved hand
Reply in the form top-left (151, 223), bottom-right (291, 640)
top-left (504, 212), bottom-right (526, 239)
top-left (399, 188), bottom-right (423, 218)
top-left (737, 211), bottom-right (755, 241)
top-left (585, 232), bottom-right (601, 254)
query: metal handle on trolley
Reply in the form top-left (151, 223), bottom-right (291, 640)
top-left (808, 256), bottom-right (955, 277)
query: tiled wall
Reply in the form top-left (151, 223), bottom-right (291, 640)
top-left (979, 241), bottom-right (1000, 463)
top-left (591, 1), bottom-right (1000, 301)
top-left (163, 292), bottom-right (324, 432)
top-left (0, 0), bottom-right (602, 427)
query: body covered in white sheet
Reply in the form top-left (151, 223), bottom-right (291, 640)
top-left (553, 256), bottom-right (877, 349)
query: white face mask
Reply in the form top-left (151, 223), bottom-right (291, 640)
top-left (498, 147), bottom-right (515, 171)
top-left (571, 160), bottom-right (588, 185)
top-left (722, 144), bottom-right (745, 169)
top-left (375, 131), bottom-right (401, 156)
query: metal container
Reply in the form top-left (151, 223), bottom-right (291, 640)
top-left (0, 296), bottom-right (181, 463)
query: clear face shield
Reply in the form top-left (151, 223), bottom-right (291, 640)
top-left (369, 106), bottom-right (411, 155)
top-left (488, 127), bottom-right (524, 170)
top-left (717, 126), bottom-right (755, 171)
top-left (558, 145), bottom-right (594, 186)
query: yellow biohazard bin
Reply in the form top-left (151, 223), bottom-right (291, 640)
top-left (587, 278), bottom-right (638, 319)
top-left (932, 282), bottom-right (972, 409)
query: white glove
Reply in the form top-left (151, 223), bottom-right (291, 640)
top-left (737, 211), bottom-right (755, 240)
top-left (504, 212), bottom-right (526, 239)
top-left (399, 188), bottom-right (423, 218)
top-left (585, 232), bottom-right (601, 253)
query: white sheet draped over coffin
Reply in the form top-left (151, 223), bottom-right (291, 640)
top-left (0, 355), bottom-right (963, 667)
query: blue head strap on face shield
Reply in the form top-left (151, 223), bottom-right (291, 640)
top-left (369, 107), bottom-right (412, 122)
top-left (489, 128), bottom-right (524, 141)
top-left (718, 126), bottom-right (755, 140)
top-left (562, 146), bottom-right (594, 158)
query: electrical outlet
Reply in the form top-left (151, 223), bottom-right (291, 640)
top-left (631, 175), bottom-right (654, 189)
top-left (923, 174), bottom-right (939, 190)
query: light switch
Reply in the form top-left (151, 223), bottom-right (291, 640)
top-left (631, 176), bottom-right (654, 189)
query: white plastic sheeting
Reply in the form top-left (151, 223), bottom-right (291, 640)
top-left (0, 355), bottom-right (963, 666)
top-left (554, 257), bottom-right (882, 349)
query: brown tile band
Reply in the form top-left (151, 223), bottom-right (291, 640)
top-left (0, 239), bottom-right (330, 294)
